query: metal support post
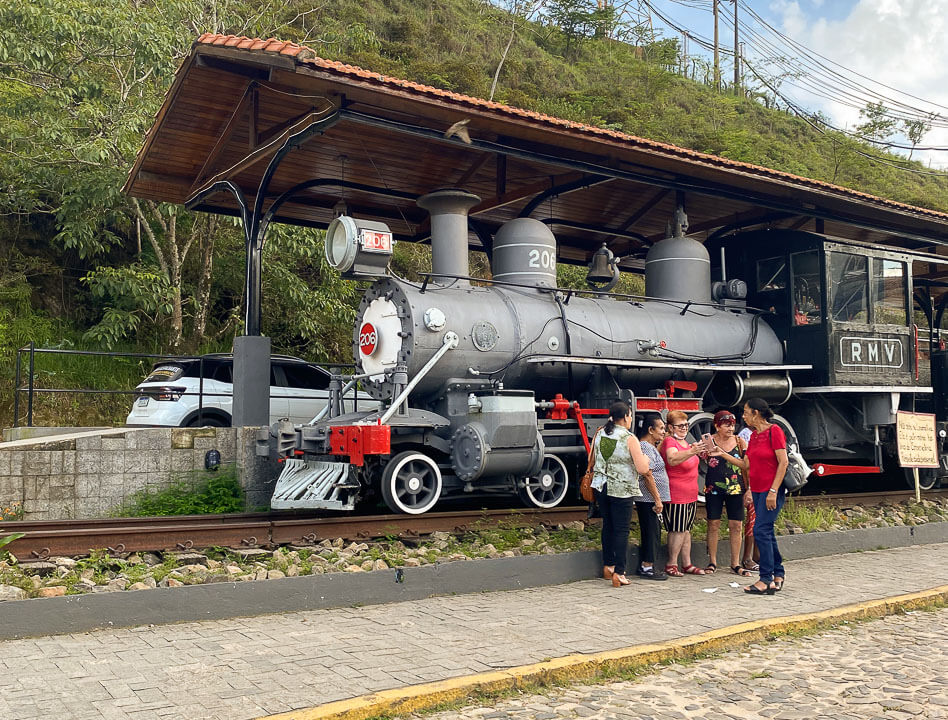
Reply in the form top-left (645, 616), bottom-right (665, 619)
top-left (27, 341), bottom-right (35, 427)
top-left (232, 335), bottom-right (271, 427)
top-left (13, 347), bottom-right (21, 427)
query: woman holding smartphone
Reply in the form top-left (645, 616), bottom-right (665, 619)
top-left (703, 410), bottom-right (750, 576)
top-left (659, 410), bottom-right (706, 576)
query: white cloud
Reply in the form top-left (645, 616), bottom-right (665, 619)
top-left (770, 0), bottom-right (948, 167)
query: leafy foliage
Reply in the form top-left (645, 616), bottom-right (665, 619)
top-left (115, 465), bottom-right (245, 516)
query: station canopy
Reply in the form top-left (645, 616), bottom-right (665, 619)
top-left (126, 34), bottom-right (948, 273)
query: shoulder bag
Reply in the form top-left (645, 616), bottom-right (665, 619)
top-left (736, 435), bottom-right (749, 493)
top-left (768, 425), bottom-right (810, 492)
top-left (580, 429), bottom-right (601, 503)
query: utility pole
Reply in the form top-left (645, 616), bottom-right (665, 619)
top-left (681, 30), bottom-right (688, 77)
top-left (733, 0), bottom-right (740, 94)
top-left (713, 0), bottom-right (720, 90)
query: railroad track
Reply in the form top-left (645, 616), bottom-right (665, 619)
top-left (1, 490), bottom-right (944, 561)
top-left (0, 506), bottom-right (590, 561)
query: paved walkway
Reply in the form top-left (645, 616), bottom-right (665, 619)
top-left (0, 543), bottom-right (946, 720)
top-left (421, 607), bottom-right (948, 720)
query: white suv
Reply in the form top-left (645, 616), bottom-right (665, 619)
top-left (125, 354), bottom-right (373, 427)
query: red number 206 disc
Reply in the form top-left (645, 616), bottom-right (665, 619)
top-left (359, 322), bottom-right (378, 356)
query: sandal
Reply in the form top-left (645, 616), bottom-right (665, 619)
top-left (682, 564), bottom-right (707, 575)
top-left (704, 563), bottom-right (717, 574)
top-left (773, 577), bottom-right (785, 592)
top-left (742, 560), bottom-right (760, 572)
top-left (664, 564), bottom-right (684, 577)
top-left (611, 573), bottom-right (631, 587)
top-left (731, 565), bottom-right (752, 577)
top-left (743, 582), bottom-right (776, 595)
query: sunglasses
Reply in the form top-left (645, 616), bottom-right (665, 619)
top-left (717, 420), bottom-right (736, 426)
top-left (669, 423), bottom-right (689, 429)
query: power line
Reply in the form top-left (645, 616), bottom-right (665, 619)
top-left (641, 0), bottom-right (948, 164)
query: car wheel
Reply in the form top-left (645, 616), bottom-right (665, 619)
top-left (186, 415), bottom-right (229, 428)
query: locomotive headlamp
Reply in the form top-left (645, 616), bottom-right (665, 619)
top-left (325, 215), bottom-right (394, 279)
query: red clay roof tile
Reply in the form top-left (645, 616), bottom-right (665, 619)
top-left (187, 33), bottom-right (946, 222)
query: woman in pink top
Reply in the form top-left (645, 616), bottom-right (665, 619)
top-left (659, 410), bottom-right (705, 577)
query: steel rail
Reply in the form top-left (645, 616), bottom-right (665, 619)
top-left (1, 491), bottom-right (944, 561)
top-left (0, 506), bottom-right (591, 561)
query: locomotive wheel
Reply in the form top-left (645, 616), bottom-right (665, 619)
top-left (518, 455), bottom-right (569, 509)
top-left (904, 467), bottom-right (941, 491)
top-left (380, 451), bottom-right (443, 514)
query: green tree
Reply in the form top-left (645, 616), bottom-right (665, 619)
top-left (0, 0), bottom-right (219, 350)
top-left (903, 113), bottom-right (937, 161)
top-left (855, 101), bottom-right (897, 142)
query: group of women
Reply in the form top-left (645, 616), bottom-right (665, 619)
top-left (586, 397), bottom-right (789, 595)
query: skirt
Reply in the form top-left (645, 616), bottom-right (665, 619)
top-left (662, 501), bottom-right (697, 533)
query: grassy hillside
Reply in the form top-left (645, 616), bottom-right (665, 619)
top-left (288, 0), bottom-right (947, 210)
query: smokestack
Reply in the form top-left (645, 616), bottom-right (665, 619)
top-left (417, 189), bottom-right (480, 285)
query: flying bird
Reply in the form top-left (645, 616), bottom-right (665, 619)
top-left (444, 118), bottom-right (472, 144)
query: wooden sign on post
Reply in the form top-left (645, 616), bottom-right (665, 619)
top-left (896, 411), bottom-right (938, 501)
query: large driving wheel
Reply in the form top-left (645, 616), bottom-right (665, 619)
top-left (381, 451), bottom-right (443, 514)
top-left (904, 467), bottom-right (941, 491)
top-left (518, 455), bottom-right (570, 509)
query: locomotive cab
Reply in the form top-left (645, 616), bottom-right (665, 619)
top-left (711, 230), bottom-right (915, 390)
top-left (708, 229), bottom-right (948, 488)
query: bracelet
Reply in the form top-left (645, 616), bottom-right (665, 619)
top-left (768, 488), bottom-right (778, 494)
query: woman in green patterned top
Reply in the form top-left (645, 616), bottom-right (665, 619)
top-left (583, 400), bottom-right (652, 587)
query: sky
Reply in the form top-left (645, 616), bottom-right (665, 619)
top-left (643, 0), bottom-right (948, 169)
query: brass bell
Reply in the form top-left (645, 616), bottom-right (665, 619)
top-left (586, 243), bottom-right (619, 289)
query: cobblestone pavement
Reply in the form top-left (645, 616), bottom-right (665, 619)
top-left (0, 543), bottom-right (946, 720)
top-left (419, 608), bottom-right (948, 720)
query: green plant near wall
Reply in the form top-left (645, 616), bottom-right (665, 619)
top-left (113, 465), bottom-right (245, 517)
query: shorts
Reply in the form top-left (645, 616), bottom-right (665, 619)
top-left (662, 502), bottom-right (697, 533)
top-left (705, 491), bottom-right (745, 522)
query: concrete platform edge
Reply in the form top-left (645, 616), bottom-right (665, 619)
top-left (1, 521), bottom-right (946, 640)
top-left (259, 584), bottom-right (948, 720)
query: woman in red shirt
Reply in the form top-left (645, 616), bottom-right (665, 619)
top-left (741, 397), bottom-right (789, 595)
top-left (659, 410), bottom-right (706, 576)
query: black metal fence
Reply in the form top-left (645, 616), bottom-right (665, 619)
top-left (12, 344), bottom-right (357, 428)
top-left (13, 344), bottom-right (228, 428)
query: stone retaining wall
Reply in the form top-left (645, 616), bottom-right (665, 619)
top-left (0, 427), bottom-right (278, 519)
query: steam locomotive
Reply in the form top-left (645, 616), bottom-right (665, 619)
top-left (264, 189), bottom-right (947, 513)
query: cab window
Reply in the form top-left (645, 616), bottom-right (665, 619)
top-left (757, 256), bottom-right (787, 292)
top-left (830, 253), bottom-right (868, 323)
top-left (791, 251), bottom-right (822, 326)
top-left (872, 259), bottom-right (908, 326)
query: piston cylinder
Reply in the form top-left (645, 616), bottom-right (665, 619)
top-left (707, 372), bottom-right (792, 408)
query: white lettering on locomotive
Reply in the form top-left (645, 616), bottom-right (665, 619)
top-left (839, 336), bottom-right (903, 369)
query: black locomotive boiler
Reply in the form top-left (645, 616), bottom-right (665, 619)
top-left (264, 190), bottom-right (864, 514)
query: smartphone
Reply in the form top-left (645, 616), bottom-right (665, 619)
top-left (701, 433), bottom-right (716, 454)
